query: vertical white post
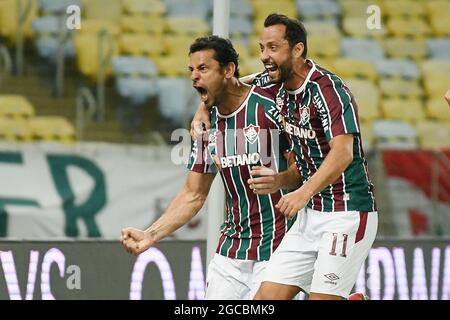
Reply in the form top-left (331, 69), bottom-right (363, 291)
top-left (206, 0), bottom-right (229, 269)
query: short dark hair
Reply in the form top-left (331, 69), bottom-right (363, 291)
top-left (264, 13), bottom-right (308, 58)
top-left (189, 35), bottom-right (240, 78)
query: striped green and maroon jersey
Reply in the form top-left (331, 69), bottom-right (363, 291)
top-left (187, 86), bottom-right (293, 261)
top-left (278, 60), bottom-right (377, 212)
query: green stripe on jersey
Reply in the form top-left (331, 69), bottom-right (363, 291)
top-left (219, 236), bottom-right (233, 256)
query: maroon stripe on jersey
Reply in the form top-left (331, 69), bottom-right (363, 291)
top-left (227, 237), bottom-right (240, 259)
top-left (355, 211), bottom-right (368, 243)
top-left (215, 232), bottom-right (227, 254)
top-left (316, 74), bottom-right (346, 138)
top-left (269, 192), bottom-right (285, 251)
top-left (257, 104), bottom-right (272, 168)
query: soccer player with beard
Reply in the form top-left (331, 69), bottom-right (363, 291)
top-left (191, 14), bottom-right (378, 300)
top-left (121, 35), bottom-right (301, 299)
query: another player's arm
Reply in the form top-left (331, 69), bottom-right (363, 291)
top-left (190, 73), bottom-right (262, 139)
top-left (277, 134), bottom-right (353, 218)
top-left (445, 88), bottom-right (450, 106)
top-left (248, 152), bottom-right (302, 194)
top-left (121, 171), bottom-right (215, 255)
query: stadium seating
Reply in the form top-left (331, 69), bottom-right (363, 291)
top-left (427, 39), bottom-right (450, 59)
top-left (165, 16), bottom-right (210, 36)
top-left (341, 38), bottom-right (384, 61)
top-left (425, 99), bottom-right (450, 122)
top-left (382, 0), bottom-right (425, 18)
top-left (122, 0), bottom-right (166, 16)
top-left (29, 116), bottom-right (76, 143)
top-left (375, 59), bottom-right (420, 79)
top-left (0, 118), bottom-right (33, 142)
top-left (39, 0), bottom-right (81, 14)
top-left (112, 56), bottom-right (159, 104)
top-left (0, 95), bottom-right (35, 118)
top-left (383, 38), bottom-right (427, 61)
top-left (344, 78), bottom-right (380, 122)
top-left (82, 0), bottom-right (122, 21)
top-left (359, 121), bottom-right (374, 150)
top-left (381, 99), bottom-right (425, 123)
top-left (119, 33), bottom-right (164, 58)
top-left (378, 78), bottom-right (423, 99)
top-left (373, 120), bottom-right (418, 149)
top-left (0, 0), bottom-right (38, 44)
top-left (332, 58), bottom-right (378, 82)
top-left (120, 15), bottom-right (165, 35)
top-left (164, 0), bottom-right (211, 19)
top-left (417, 121), bottom-right (450, 150)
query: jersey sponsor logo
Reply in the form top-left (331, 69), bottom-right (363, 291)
top-left (313, 93), bottom-right (329, 131)
top-left (243, 124), bottom-right (260, 144)
top-left (285, 121), bottom-right (317, 139)
top-left (220, 153), bottom-right (261, 168)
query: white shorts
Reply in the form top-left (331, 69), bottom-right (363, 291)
top-left (262, 208), bottom-right (378, 297)
top-left (205, 253), bottom-right (268, 300)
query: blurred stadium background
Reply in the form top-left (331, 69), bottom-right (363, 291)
top-left (0, 0), bottom-right (448, 300)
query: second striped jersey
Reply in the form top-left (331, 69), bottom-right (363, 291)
top-left (187, 85), bottom-right (293, 261)
top-left (278, 60), bottom-right (377, 212)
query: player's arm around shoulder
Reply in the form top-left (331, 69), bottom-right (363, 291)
top-left (121, 171), bottom-right (215, 255)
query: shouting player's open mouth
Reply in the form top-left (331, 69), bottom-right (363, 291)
top-left (194, 85), bottom-right (209, 103)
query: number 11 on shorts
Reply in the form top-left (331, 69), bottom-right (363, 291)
top-left (329, 233), bottom-right (348, 257)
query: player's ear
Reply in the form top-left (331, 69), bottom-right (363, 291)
top-left (224, 62), bottom-right (236, 79)
top-left (293, 42), bottom-right (304, 59)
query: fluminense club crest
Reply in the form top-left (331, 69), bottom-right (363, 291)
top-left (243, 124), bottom-right (260, 144)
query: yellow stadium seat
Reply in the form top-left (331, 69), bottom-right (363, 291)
top-left (305, 22), bottom-right (341, 38)
top-left (29, 116), bottom-right (76, 143)
top-left (359, 121), bottom-right (374, 150)
top-left (387, 17), bottom-right (431, 37)
top-left (342, 16), bottom-right (387, 38)
top-left (340, 0), bottom-right (383, 17)
top-left (120, 15), bottom-right (165, 35)
top-left (426, 99), bottom-right (450, 122)
top-left (381, 0), bottom-right (425, 18)
top-left (155, 55), bottom-right (189, 77)
top-left (381, 98), bottom-right (425, 123)
top-left (252, 0), bottom-right (297, 20)
top-left (383, 38), bottom-right (427, 61)
top-left (313, 58), bottom-right (335, 72)
top-left (426, 0), bottom-right (450, 19)
top-left (0, 95), bottom-right (35, 118)
top-left (307, 34), bottom-right (340, 58)
top-left (119, 33), bottom-right (164, 58)
top-left (421, 60), bottom-right (450, 76)
top-left (429, 16), bottom-right (450, 37)
top-left (417, 121), bottom-right (450, 150)
top-left (345, 79), bottom-right (380, 122)
top-left (122, 0), bottom-right (166, 16)
top-left (0, 118), bottom-right (33, 142)
top-left (82, 0), bottom-right (122, 22)
top-left (164, 35), bottom-right (196, 56)
top-left (74, 34), bottom-right (119, 80)
top-left (165, 17), bottom-right (209, 37)
top-left (423, 74), bottom-right (450, 98)
top-left (0, 0), bottom-right (37, 43)
top-left (77, 19), bottom-right (120, 36)
top-left (241, 56), bottom-right (264, 76)
top-left (379, 78), bottom-right (423, 99)
top-left (333, 58), bottom-right (378, 82)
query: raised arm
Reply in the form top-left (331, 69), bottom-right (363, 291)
top-left (121, 171), bottom-right (216, 255)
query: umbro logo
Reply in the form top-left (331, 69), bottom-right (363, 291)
top-left (324, 273), bottom-right (339, 285)
top-left (324, 273), bottom-right (339, 281)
